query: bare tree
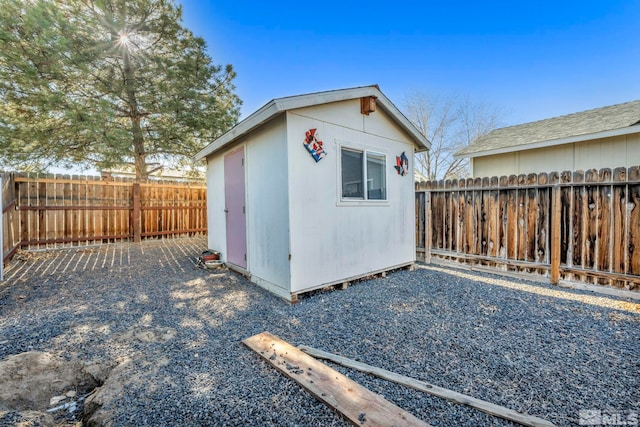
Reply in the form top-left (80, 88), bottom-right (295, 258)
top-left (405, 91), bottom-right (505, 181)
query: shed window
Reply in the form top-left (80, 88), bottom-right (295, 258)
top-left (341, 148), bottom-right (386, 200)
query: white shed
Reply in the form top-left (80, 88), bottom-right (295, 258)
top-left (195, 86), bottom-right (430, 301)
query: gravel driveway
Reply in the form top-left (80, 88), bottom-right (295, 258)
top-left (1, 236), bottom-right (638, 426)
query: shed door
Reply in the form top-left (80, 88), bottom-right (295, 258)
top-left (224, 147), bottom-right (247, 268)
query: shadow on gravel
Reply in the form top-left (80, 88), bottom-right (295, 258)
top-left (0, 237), bottom-right (639, 426)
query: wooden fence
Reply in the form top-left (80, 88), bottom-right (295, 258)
top-left (416, 166), bottom-right (640, 291)
top-left (2, 173), bottom-right (21, 266)
top-left (1, 172), bottom-right (207, 263)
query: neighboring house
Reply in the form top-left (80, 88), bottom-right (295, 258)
top-left (194, 85), bottom-right (430, 301)
top-left (456, 100), bottom-right (640, 177)
top-left (414, 169), bottom-right (428, 183)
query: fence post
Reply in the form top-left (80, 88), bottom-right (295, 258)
top-left (133, 182), bottom-right (141, 242)
top-left (550, 185), bottom-right (561, 284)
top-left (1, 175), bottom-right (3, 281)
top-left (425, 190), bottom-right (432, 264)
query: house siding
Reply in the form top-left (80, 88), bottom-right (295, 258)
top-left (472, 133), bottom-right (640, 177)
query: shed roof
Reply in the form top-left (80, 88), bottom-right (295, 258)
top-left (456, 100), bottom-right (640, 159)
top-left (195, 85), bottom-right (430, 160)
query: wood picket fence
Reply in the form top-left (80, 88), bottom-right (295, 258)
top-left (1, 172), bottom-right (207, 265)
top-left (416, 166), bottom-right (640, 291)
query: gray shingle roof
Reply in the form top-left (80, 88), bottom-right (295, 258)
top-left (456, 100), bottom-right (640, 157)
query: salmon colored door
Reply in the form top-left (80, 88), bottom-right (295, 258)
top-left (224, 147), bottom-right (247, 268)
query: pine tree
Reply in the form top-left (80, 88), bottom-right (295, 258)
top-left (0, 0), bottom-right (240, 178)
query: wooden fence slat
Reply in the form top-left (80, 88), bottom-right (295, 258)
top-left (612, 167), bottom-right (626, 288)
top-left (560, 171), bottom-right (572, 271)
top-left (488, 177), bottom-right (498, 258)
top-left (597, 168), bottom-right (612, 286)
top-left (536, 173), bottom-right (548, 267)
top-left (628, 167), bottom-right (640, 285)
top-left (506, 175), bottom-right (517, 260)
top-left (517, 175), bottom-right (526, 262)
top-left (550, 186), bottom-right (561, 284)
top-left (525, 173), bottom-right (537, 265)
top-left (457, 179), bottom-right (465, 254)
top-left (584, 169), bottom-right (599, 282)
top-left (572, 170), bottom-right (585, 282)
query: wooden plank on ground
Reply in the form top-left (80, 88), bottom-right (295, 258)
top-left (299, 345), bottom-right (556, 427)
top-left (242, 332), bottom-right (430, 427)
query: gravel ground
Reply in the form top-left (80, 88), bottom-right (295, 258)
top-left (0, 236), bottom-right (638, 426)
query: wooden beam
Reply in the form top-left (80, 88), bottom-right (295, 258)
top-left (242, 332), bottom-right (430, 427)
top-left (427, 258), bottom-right (551, 284)
top-left (558, 278), bottom-right (640, 301)
top-left (20, 234), bottom-right (133, 246)
top-left (560, 266), bottom-right (639, 286)
top-left (429, 249), bottom-right (551, 270)
top-left (299, 345), bottom-right (556, 427)
top-left (140, 228), bottom-right (207, 237)
top-left (19, 205), bottom-right (132, 211)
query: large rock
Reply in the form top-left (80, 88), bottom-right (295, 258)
top-left (0, 351), bottom-right (96, 411)
top-left (0, 351), bottom-right (108, 426)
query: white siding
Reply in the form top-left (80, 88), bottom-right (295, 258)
top-left (206, 117), bottom-right (290, 294)
top-left (286, 107), bottom-right (415, 293)
top-left (292, 99), bottom-right (364, 133)
top-left (471, 153), bottom-right (518, 178)
top-left (207, 98), bottom-right (421, 299)
top-left (517, 144), bottom-right (575, 174)
top-left (574, 134), bottom-right (640, 169)
top-left (472, 132), bottom-right (640, 177)
top-left (364, 104), bottom-right (412, 142)
top-left (243, 116), bottom-right (291, 292)
top-left (206, 156), bottom-right (226, 256)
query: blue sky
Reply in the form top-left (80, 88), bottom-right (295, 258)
top-left (179, 0), bottom-right (639, 125)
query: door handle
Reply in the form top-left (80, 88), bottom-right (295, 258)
top-left (224, 208), bottom-right (229, 213)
